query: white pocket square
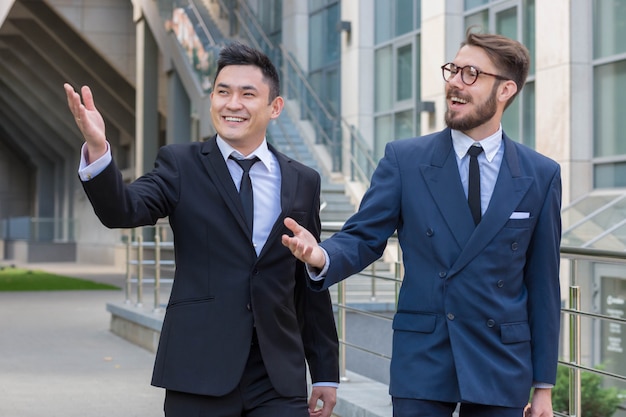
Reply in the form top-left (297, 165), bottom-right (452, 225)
top-left (510, 211), bottom-right (530, 219)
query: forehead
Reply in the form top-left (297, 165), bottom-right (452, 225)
top-left (453, 45), bottom-right (495, 71)
top-left (215, 65), bottom-right (268, 90)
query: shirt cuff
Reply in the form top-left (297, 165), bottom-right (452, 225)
top-left (306, 248), bottom-right (330, 281)
top-left (312, 382), bottom-right (339, 388)
top-left (78, 142), bottom-right (111, 181)
top-left (532, 382), bottom-right (554, 389)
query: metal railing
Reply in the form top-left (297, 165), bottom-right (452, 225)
top-left (123, 223), bottom-right (626, 416)
top-left (1, 217), bottom-right (76, 242)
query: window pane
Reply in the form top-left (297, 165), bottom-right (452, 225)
top-left (496, 7), bottom-right (518, 40)
top-left (397, 44), bottom-right (413, 101)
top-left (522, 81), bottom-right (535, 148)
top-left (375, 115), bottom-right (392, 161)
top-left (415, 34), bottom-right (421, 100)
top-left (595, 162), bottom-right (626, 188)
top-left (593, 0), bottom-right (626, 59)
top-left (465, 0), bottom-right (489, 10)
top-left (309, 12), bottom-right (324, 69)
top-left (465, 11), bottom-right (488, 32)
top-left (395, 0), bottom-right (414, 37)
top-left (594, 61), bottom-right (626, 157)
top-left (395, 110), bottom-right (414, 140)
top-left (375, 46), bottom-right (393, 112)
top-left (375, 0), bottom-right (392, 44)
top-left (415, 0), bottom-right (421, 30)
top-left (326, 4), bottom-right (340, 63)
top-left (325, 67), bottom-right (340, 116)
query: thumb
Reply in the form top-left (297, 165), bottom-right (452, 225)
top-left (283, 217), bottom-right (302, 234)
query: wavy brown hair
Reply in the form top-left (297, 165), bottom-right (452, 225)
top-left (462, 28), bottom-right (530, 109)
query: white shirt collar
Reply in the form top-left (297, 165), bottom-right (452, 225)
top-left (451, 125), bottom-right (502, 163)
top-left (215, 135), bottom-right (274, 171)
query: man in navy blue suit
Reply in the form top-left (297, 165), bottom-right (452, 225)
top-left (283, 30), bottom-right (561, 417)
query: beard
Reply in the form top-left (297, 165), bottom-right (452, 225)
top-left (445, 83), bottom-right (499, 132)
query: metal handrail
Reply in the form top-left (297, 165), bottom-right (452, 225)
top-left (123, 223), bottom-right (626, 416)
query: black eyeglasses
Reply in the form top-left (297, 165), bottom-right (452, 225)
top-left (441, 62), bottom-right (509, 86)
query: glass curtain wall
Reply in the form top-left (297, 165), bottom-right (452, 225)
top-left (464, 0), bottom-right (536, 148)
top-left (592, 0), bottom-right (626, 188)
top-left (373, 0), bottom-right (421, 161)
top-left (309, 0), bottom-right (341, 117)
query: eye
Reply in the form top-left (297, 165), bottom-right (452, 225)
top-left (467, 66), bottom-right (479, 77)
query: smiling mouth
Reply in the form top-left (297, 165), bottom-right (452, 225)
top-left (450, 96), bottom-right (468, 105)
top-left (224, 116), bottom-right (246, 122)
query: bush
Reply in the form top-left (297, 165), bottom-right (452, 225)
top-left (551, 365), bottom-right (624, 417)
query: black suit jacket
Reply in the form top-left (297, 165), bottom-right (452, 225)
top-left (81, 136), bottom-right (339, 397)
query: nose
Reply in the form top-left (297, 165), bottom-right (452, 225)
top-left (225, 93), bottom-right (243, 109)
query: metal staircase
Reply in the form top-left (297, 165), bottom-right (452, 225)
top-left (186, 0), bottom-right (357, 224)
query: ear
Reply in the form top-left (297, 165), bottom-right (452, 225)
top-left (270, 96), bottom-right (284, 119)
top-left (497, 80), bottom-right (518, 104)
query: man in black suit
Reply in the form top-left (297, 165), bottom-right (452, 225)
top-left (64, 42), bottom-right (339, 417)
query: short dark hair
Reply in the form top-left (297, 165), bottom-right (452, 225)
top-left (462, 28), bottom-right (530, 109)
top-left (214, 42), bottom-right (280, 102)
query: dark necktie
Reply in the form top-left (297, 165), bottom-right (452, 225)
top-left (230, 156), bottom-right (260, 233)
top-left (467, 145), bottom-right (484, 225)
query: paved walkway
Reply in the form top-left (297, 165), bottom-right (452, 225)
top-left (0, 263), bottom-right (164, 417)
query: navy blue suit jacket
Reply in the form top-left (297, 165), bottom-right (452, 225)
top-left (314, 128), bottom-right (561, 407)
top-left (82, 136), bottom-right (339, 397)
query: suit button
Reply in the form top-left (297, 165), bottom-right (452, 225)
top-left (511, 242), bottom-right (519, 250)
top-left (486, 319), bottom-right (495, 327)
top-left (426, 228), bottom-right (434, 237)
top-left (447, 313), bottom-right (455, 320)
top-left (252, 269), bottom-right (259, 275)
top-left (497, 280), bottom-right (504, 288)
top-left (439, 271), bottom-right (447, 278)
top-left (246, 303), bottom-right (252, 311)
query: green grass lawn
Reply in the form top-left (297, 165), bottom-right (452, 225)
top-left (0, 265), bottom-right (119, 291)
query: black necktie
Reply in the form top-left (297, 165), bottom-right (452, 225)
top-left (230, 156), bottom-right (260, 233)
top-left (467, 145), bottom-right (484, 225)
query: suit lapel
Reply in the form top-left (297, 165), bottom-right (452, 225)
top-left (257, 145), bottom-right (299, 259)
top-left (447, 135), bottom-right (534, 277)
top-left (200, 136), bottom-right (250, 236)
top-left (422, 130), bottom-right (475, 249)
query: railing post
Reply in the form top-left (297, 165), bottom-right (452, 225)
top-left (125, 232), bottom-right (132, 304)
top-left (136, 235), bottom-right (143, 307)
top-left (154, 227), bottom-right (161, 312)
top-left (370, 262), bottom-right (377, 301)
top-left (569, 285), bottom-right (581, 417)
top-left (337, 280), bottom-right (349, 382)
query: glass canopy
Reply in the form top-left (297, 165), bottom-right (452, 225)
top-left (561, 190), bottom-right (626, 251)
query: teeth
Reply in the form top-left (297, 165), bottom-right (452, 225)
top-left (451, 96), bottom-right (468, 104)
top-left (225, 116), bottom-right (245, 122)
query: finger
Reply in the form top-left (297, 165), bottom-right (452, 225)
top-left (80, 85), bottom-right (96, 111)
top-left (64, 83), bottom-right (81, 118)
top-left (283, 217), bottom-right (302, 234)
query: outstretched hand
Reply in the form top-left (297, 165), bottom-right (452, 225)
top-left (281, 217), bottom-right (326, 269)
top-left (63, 83), bottom-right (107, 162)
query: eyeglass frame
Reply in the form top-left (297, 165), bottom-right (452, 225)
top-left (441, 62), bottom-right (509, 86)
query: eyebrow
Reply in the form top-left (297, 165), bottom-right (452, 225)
top-left (216, 82), bottom-right (258, 92)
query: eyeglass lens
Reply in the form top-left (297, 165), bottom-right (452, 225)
top-left (443, 64), bottom-right (478, 85)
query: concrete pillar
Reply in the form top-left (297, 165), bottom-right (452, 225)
top-left (167, 71), bottom-right (192, 144)
top-left (134, 11), bottom-right (160, 177)
top-left (421, 0), bottom-right (464, 135)
top-left (535, 0), bottom-right (579, 206)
